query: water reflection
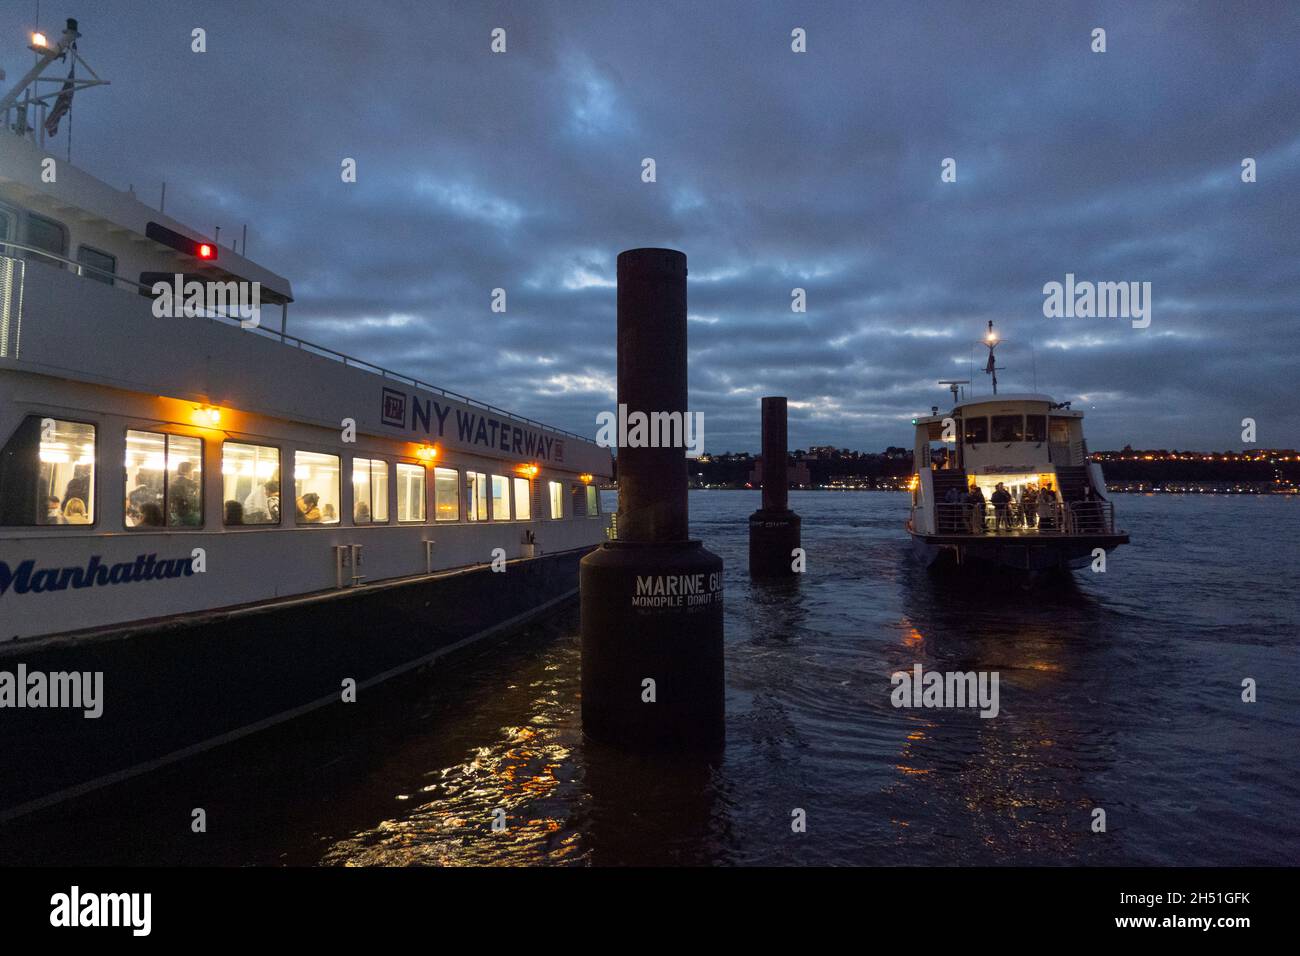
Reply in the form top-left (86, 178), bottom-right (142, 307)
top-left (885, 560), bottom-right (1118, 863)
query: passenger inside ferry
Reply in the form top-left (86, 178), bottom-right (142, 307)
top-left (243, 477), bottom-right (280, 523)
top-left (354, 501), bottom-right (371, 523)
top-left (62, 465), bottom-right (92, 515)
top-left (44, 496), bottom-right (65, 524)
top-left (296, 493), bottom-right (322, 523)
top-left (63, 497), bottom-right (90, 524)
top-left (169, 461), bottom-right (200, 526)
top-left (224, 500), bottom-right (244, 525)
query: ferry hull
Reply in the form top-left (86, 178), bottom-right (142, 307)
top-left (0, 546), bottom-right (591, 822)
top-left (910, 531), bottom-right (1129, 574)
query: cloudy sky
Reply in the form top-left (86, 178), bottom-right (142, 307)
top-left (5, 1), bottom-right (1297, 452)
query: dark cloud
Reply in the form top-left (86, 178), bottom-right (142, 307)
top-left (7, 0), bottom-right (1297, 450)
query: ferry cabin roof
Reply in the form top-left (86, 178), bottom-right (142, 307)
top-left (912, 393), bottom-right (1091, 479)
top-left (0, 130), bottom-right (292, 304)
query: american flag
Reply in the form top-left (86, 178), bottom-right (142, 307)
top-left (44, 79), bottom-right (75, 138)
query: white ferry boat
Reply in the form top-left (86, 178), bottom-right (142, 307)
top-left (907, 322), bottom-right (1129, 574)
top-left (0, 20), bottom-right (612, 820)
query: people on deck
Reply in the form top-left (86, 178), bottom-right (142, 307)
top-left (1022, 483), bottom-right (1038, 528)
top-left (1037, 485), bottom-right (1058, 531)
top-left (943, 485), bottom-right (963, 532)
top-left (966, 484), bottom-right (986, 533)
top-left (991, 482), bottom-right (1011, 531)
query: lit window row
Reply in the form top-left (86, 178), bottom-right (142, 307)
top-left (0, 416), bottom-right (601, 528)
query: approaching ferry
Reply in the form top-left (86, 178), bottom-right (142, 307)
top-left (0, 21), bottom-right (612, 820)
top-left (906, 322), bottom-right (1129, 575)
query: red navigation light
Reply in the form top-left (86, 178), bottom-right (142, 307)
top-left (197, 243), bottom-right (215, 260)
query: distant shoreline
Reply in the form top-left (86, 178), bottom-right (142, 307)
top-left (602, 486), bottom-right (1297, 496)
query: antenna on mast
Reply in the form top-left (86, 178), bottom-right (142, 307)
top-left (983, 320), bottom-right (1004, 395)
top-left (938, 379), bottom-right (970, 406)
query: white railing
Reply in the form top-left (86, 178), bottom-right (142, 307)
top-left (0, 253), bottom-right (22, 358)
top-left (933, 499), bottom-right (1115, 535)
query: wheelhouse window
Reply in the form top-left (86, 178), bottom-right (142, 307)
top-left (0, 416), bottom-right (95, 526)
top-left (586, 485), bottom-right (599, 516)
top-left (396, 463), bottom-right (425, 522)
top-left (352, 458), bottom-right (388, 524)
top-left (434, 467), bottom-right (459, 521)
top-left (1025, 415), bottom-right (1047, 443)
top-left (991, 415), bottom-right (1024, 443)
top-left (125, 430), bottom-right (202, 528)
top-left (294, 451), bottom-right (340, 525)
top-left (963, 416), bottom-right (988, 445)
top-left (466, 471), bottom-right (488, 521)
top-left (490, 474), bottom-right (510, 520)
top-left (548, 480), bottom-right (563, 519)
top-left (513, 477), bottom-right (532, 520)
top-left (25, 213), bottom-right (68, 269)
top-left (222, 442), bottom-right (280, 525)
top-left (76, 246), bottom-right (116, 286)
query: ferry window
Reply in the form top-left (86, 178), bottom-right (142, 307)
top-left (222, 442), bottom-right (280, 526)
top-left (0, 416), bottom-right (95, 526)
top-left (571, 483), bottom-right (585, 517)
top-left (490, 475), bottom-right (510, 520)
top-left (1025, 415), bottom-right (1047, 443)
top-left (396, 463), bottom-right (426, 522)
top-left (586, 485), bottom-right (599, 516)
top-left (991, 415), bottom-right (1024, 443)
top-left (352, 458), bottom-right (389, 524)
top-left (76, 246), bottom-right (116, 286)
top-left (295, 451), bottom-right (340, 525)
top-left (513, 477), bottom-right (532, 520)
top-left (963, 416), bottom-right (988, 445)
top-left (124, 430), bottom-right (202, 528)
top-left (548, 480), bottom-right (563, 519)
top-left (26, 213), bottom-right (68, 269)
top-left (434, 467), bottom-right (459, 521)
top-left (466, 471), bottom-right (488, 521)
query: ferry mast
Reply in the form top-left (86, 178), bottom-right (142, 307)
top-left (0, 18), bottom-right (109, 149)
top-left (983, 320), bottom-right (1003, 395)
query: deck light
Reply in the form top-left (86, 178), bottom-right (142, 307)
top-left (31, 32), bottom-right (48, 49)
top-left (578, 473), bottom-right (593, 484)
top-left (518, 463), bottom-right (539, 477)
top-left (197, 243), bottom-right (215, 259)
top-left (416, 444), bottom-right (438, 462)
top-left (193, 405), bottom-right (221, 426)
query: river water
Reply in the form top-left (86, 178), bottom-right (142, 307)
top-left (6, 491), bottom-right (1298, 866)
